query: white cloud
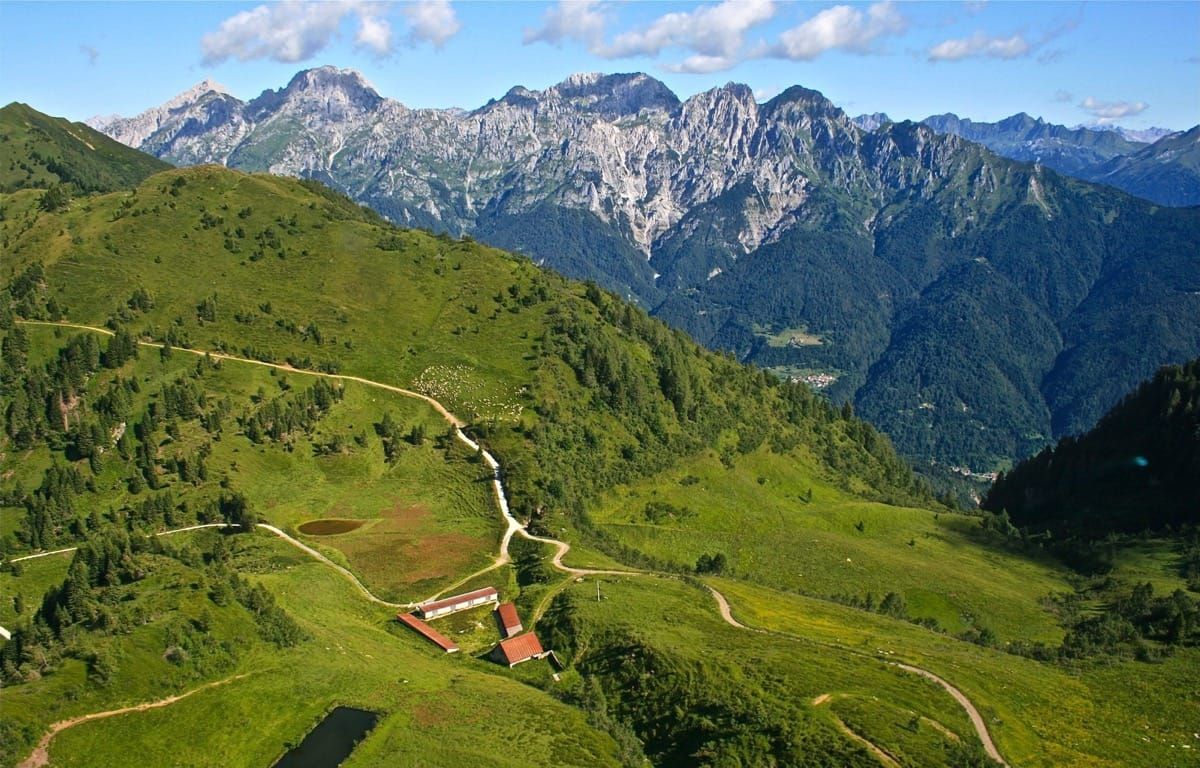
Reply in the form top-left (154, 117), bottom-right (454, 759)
top-left (964, 1), bottom-right (988, 14)
top-left (1053, 89), bottom-right (1073, 103)
top-left (927, 31), bottom-right (1029, 61)
top-left (524, 0), bottom-right (774, 72)
top-left (600, 0), bottom-right (775, 59)
top-left (664, 54), bottom-right (741, 74)
top-left (355, 12), bottom-right (392, 56)
top-left (523, 0), bottom-right (607, 48)
top-left (770, 1), bottom-right (907, 61)
top-left (402, 0), bottom-right (460, 48)
top-left (1079, 96), bottom-right (1148, 124)
top-left (201, 1), bottom-right (350, 63)
top-left (929, 11), bottom-right (1079, 64)
top-left (200, 0), bottom-right (459, 64)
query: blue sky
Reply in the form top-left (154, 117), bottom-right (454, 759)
top-left (1, 1), bottom-right (1197, 129)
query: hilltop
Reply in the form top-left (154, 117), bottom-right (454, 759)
top-left (0, 102), bottom-right (171, 194)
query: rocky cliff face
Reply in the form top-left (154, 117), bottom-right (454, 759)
top-left (95, 67), bottom-right (986, 259)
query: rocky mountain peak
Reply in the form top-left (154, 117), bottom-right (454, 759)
top-left (764, 85), bottom-right (844, 124)
top-left (549, 72), bottom-right (680, 117)
top-left (996, 112), bottom-right (1041, 132)
top-left (852, 112), bottom-right (893, 132)
top-left (248, 66), bottom-right (382, 120)
top-left (284, 66), bottom-right (380, 100)
top-left (163, 78), bottom-right (232, 110)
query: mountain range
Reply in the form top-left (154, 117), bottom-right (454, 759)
top-left (80, 68), bottom-right (1200, 472)
top-left (854, 111), bottom-right (1198, 207)
top-left (6, 99), bottom-right (1200, 768)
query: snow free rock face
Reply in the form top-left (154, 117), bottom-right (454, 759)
top-left (93, 70), bottom-right (1200, 473)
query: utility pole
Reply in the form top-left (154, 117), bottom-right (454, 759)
top-left (596, 579), bottom-right (601, 602)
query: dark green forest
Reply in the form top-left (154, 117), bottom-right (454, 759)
top-left (984, 359), bottom-right (1200, 536)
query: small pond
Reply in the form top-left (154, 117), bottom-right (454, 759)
top-left (273, 706), bottom-right (379, 768)
top-left (297, 519), bottom-right (366, 536)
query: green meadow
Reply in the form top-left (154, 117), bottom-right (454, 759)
top-left (711, 578), bottom-right (1200, 768)
top-left (592, 446), bottom-right (1071, 642)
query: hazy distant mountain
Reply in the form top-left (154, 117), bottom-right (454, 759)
top-left (918, 112), bottom-right (1198, 205)
top-left (1083, 126), bottom-right (1200, 207)
top-left (851, 112), bottom-right (892, 131)
top-left (90, 68), bottom-right (1200, 472)
top-left (1089, 124), bottom-right (1177, 144)
top-left (919, 112), bottom-right (1145, 175)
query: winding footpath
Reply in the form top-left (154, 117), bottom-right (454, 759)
top-left (9, 320), bottom-right (1009, 767)
top-left (16, 673), bottom-right (253, 768)
top-left (709, 585), bottom-right (1009, 767)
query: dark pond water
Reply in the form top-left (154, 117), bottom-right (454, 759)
top-left (297, 519), bottom-right (365, 535)
top-left (273, 707), bottom-right (379, 768)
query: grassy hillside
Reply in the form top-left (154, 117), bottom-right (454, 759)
top-left (0, 103), bottom-right (171, 194)
top-left (2, 155), bottom-right (1196, 767)
top-left (591, 447), bottom-right (1071, 642)
top-left (0, 164), bottom-right (931, 536)
top-left (0, 324), bottom-right (500, 602)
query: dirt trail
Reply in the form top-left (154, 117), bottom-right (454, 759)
top-left (830, 718), bottom-right (901, 767)
top-left (894, 663), bottom-right (1007, 766)
top-left (11, 321), bottom-right (633, 603)
top-left (811, 691), bottom-right (901, 766)
top-left (18, 673), bottom-right (251, 768)
top-left (709, 585), bottom-right (1010, 767)
top-left (14, 320), bottom-right (1009, 767)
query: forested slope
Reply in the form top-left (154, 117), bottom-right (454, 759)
top-left (984, 359), bottom-right (1200, 536)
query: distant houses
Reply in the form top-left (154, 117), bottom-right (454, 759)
top-left (495, 602), bottom-right (523, 638)
top-left (415, 586), bottom-right (498, 619)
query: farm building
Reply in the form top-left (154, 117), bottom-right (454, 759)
top-left (396, 613), bottom-right (459, 653)
top-left (416, 586), bottom-right (499, 619)
top-left (495, 602), bottom-right (523, 638)
top-left (491, 632), bottom-right (547, 668)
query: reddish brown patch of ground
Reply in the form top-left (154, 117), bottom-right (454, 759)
top-left (329, 503), bottom-right (490, 599)
top-left (412, 700), bottom-right (456, 728)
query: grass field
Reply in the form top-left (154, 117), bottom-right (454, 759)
top-left (711, 577), bottom-right (1200, 768)
top-left (592, 446), bottom-right (1072, 642)
top-left (0, 552), bottom-right (73, 629)
top-left (4, 532), bottom-right (622, 768)
top-left (756, 324), bottom-right (824, 348)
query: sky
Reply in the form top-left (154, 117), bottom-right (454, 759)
top-left (1, 1), bottom-right (1197, 130)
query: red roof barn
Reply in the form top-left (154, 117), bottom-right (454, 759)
top-left (495, 602), bottom-right (523, 638)
top-left (491, 632), bottom-right (546, 667)
top-left (396, 613), bottom-right (459, 653)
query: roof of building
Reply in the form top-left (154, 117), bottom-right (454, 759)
top-left (419, 586), bottom-right (498, 615)
top-left (496, 632), bottom-right (544, 665)
top-left (396, 612), bottom-right (459, 653)
top-left (496, 602), bottom-right (522, 631)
